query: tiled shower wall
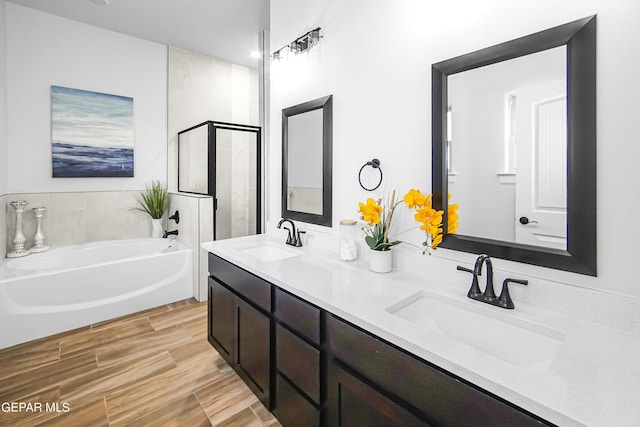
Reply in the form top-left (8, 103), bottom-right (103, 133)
top-left (3, 191), bottom-right (213, 301)
top-left (4, 191), bottom-right (154, 252)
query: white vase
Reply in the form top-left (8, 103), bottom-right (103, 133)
top-left (369, 249), bottom-right (392, 273)
top-left (151, 218), bottom-right (164, 238)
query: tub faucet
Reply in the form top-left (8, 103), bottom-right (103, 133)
top-left (277, 218), bottom-right (304, 247)
top-left (163, 230), bottom-right (178, 238)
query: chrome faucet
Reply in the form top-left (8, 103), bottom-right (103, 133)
top-left (457, 254), bottom-right (528, 309)
top-left (277, 218), bottom-right (305, 247)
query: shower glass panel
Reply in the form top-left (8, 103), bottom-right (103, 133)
top-left (177, 123), bottom-right (209, 194)
top-left (177, 121), bottom-right (261, 240)
top-left (215, 127), bottom-right (259, 239)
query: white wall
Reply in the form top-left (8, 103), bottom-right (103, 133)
top-left (270, 0), bottom-right (640, 298)
top-left (0, 1), bottom-right (7, 261)
top-left (5, 3), bottom-right (168, 193)
top-left (167, 193), bottom-right (214, 301)
top-left (0, 0), bottom-right (7, 196)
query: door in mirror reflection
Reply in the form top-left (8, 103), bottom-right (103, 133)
top-left (514, 80), bottom-right (567, 249)
top-left (447, 46), bottom-right (566, 249)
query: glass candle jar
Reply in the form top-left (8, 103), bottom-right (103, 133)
top-left (339, 219), bottom-right (358, 261)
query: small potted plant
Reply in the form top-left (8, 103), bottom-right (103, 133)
top-left (135, 181), bottom-right (169, 238)
top-left (358, 190), bottom-right (402, 273)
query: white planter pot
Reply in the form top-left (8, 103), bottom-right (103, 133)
top-left (151, 218), bottom-right (164, 238)
top-left (369, 249), bottom-right (392, 273)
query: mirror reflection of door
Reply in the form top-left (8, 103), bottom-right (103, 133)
top-left (286, 109), bottom-right (323, 215)
top-left (514, 81), bottom-right (567, 249)
top-left (447, 46), bottom-right (567, 249)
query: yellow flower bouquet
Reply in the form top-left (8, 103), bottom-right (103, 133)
top-left (403, 189), bottom-right (458, 254)
top-left (357, 190), bottom-right (402, 251)
top-left (358, 189), bottom-right (459, 255)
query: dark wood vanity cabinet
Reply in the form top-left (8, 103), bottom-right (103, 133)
top-left (207, 253), bottom-right (554, 426)
top-left (208, 278), bottom-right (234, 361)
top-left (327, 315), bottom-right (553, 427)
top-left (207, 255), bottom-right (272, 408)
top-left (328, 361), bottom-right (430, 427)
top-left (273, 288), bottom-right (323, 427)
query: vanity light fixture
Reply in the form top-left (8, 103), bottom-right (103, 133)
top-left (272, 27), bottom-right (322, 61)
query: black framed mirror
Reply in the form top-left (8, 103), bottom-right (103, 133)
top-left (282, 95), bottom-right (333, 227)
top-left (432, 16), bottom-right (596, 276)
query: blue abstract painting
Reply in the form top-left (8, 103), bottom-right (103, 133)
top-left (51, 86), bottom-right (134, 177)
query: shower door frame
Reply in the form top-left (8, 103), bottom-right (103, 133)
top-left (209, 121), bottom-right (262, 240)
top-left (177, 120), bottom-right (262, 240)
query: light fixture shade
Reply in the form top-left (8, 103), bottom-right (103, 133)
top-left (272, 27), bottom-right (322, 60)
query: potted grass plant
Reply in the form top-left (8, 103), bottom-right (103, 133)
top-left (135, 181), bottom-right (169, 238)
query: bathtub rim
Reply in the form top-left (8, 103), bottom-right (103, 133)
top-left (0, 238), bottom-right (191, 283)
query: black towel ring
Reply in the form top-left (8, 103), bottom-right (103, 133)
top-left (358, 159), bottom-right (383, 191)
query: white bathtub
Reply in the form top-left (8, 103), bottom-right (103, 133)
top-left (0, 238), bottom-right (193, 349)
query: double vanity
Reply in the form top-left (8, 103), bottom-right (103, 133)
top-left (202, 234), bottom-right (640, 427)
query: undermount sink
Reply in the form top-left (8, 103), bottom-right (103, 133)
top-left (237, 241), bottom-right (301, 262)
top-left (387, 291), bottom-right (564, 367)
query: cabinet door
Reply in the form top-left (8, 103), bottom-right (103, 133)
top-left (327, 362), bottom-right (431, 427)
top-left (236, 297), bottom-right (271, 407)
top-left (208, 278), bottom-right (234, 363)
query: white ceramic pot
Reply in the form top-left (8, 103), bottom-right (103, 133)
top-left (151, 218), bottom-right (164, 238)
top-left (369, 248), bottom-right (392, 273)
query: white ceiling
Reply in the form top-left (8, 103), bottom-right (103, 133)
top-left (6, 0), bottom-right (269, 68)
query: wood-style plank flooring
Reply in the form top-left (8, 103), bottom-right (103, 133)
top-left (0, 299), bottom-right (282, 427)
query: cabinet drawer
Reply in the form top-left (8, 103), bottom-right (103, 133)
top-left (208, 253), bottom-right (271, 312)
top-left (327, 315), bottom-right (550, 427)
top-left (276, 324), bottom-right (320, 404)
top-left (274, 373), bottom-right (320, 427)
top-left (328, 361), bottom-right (430, 427)
top-left (275, 288), bottom-right (321, 344)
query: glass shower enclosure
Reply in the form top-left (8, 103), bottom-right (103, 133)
top-left (178, 121), bottom-right (261, 240)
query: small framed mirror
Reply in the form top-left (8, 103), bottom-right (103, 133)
top-left (432, 16), bottom-right (596, 276)
top-left (282, 95), bottom-right (333, 227)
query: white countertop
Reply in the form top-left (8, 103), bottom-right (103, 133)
top-left (202, 234), bottom-right (640, 427)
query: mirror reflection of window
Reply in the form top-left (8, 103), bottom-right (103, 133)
top-left (287, 109), bottom-right (323, 215)
top-left (506, 93), bottom-right (517, 173)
